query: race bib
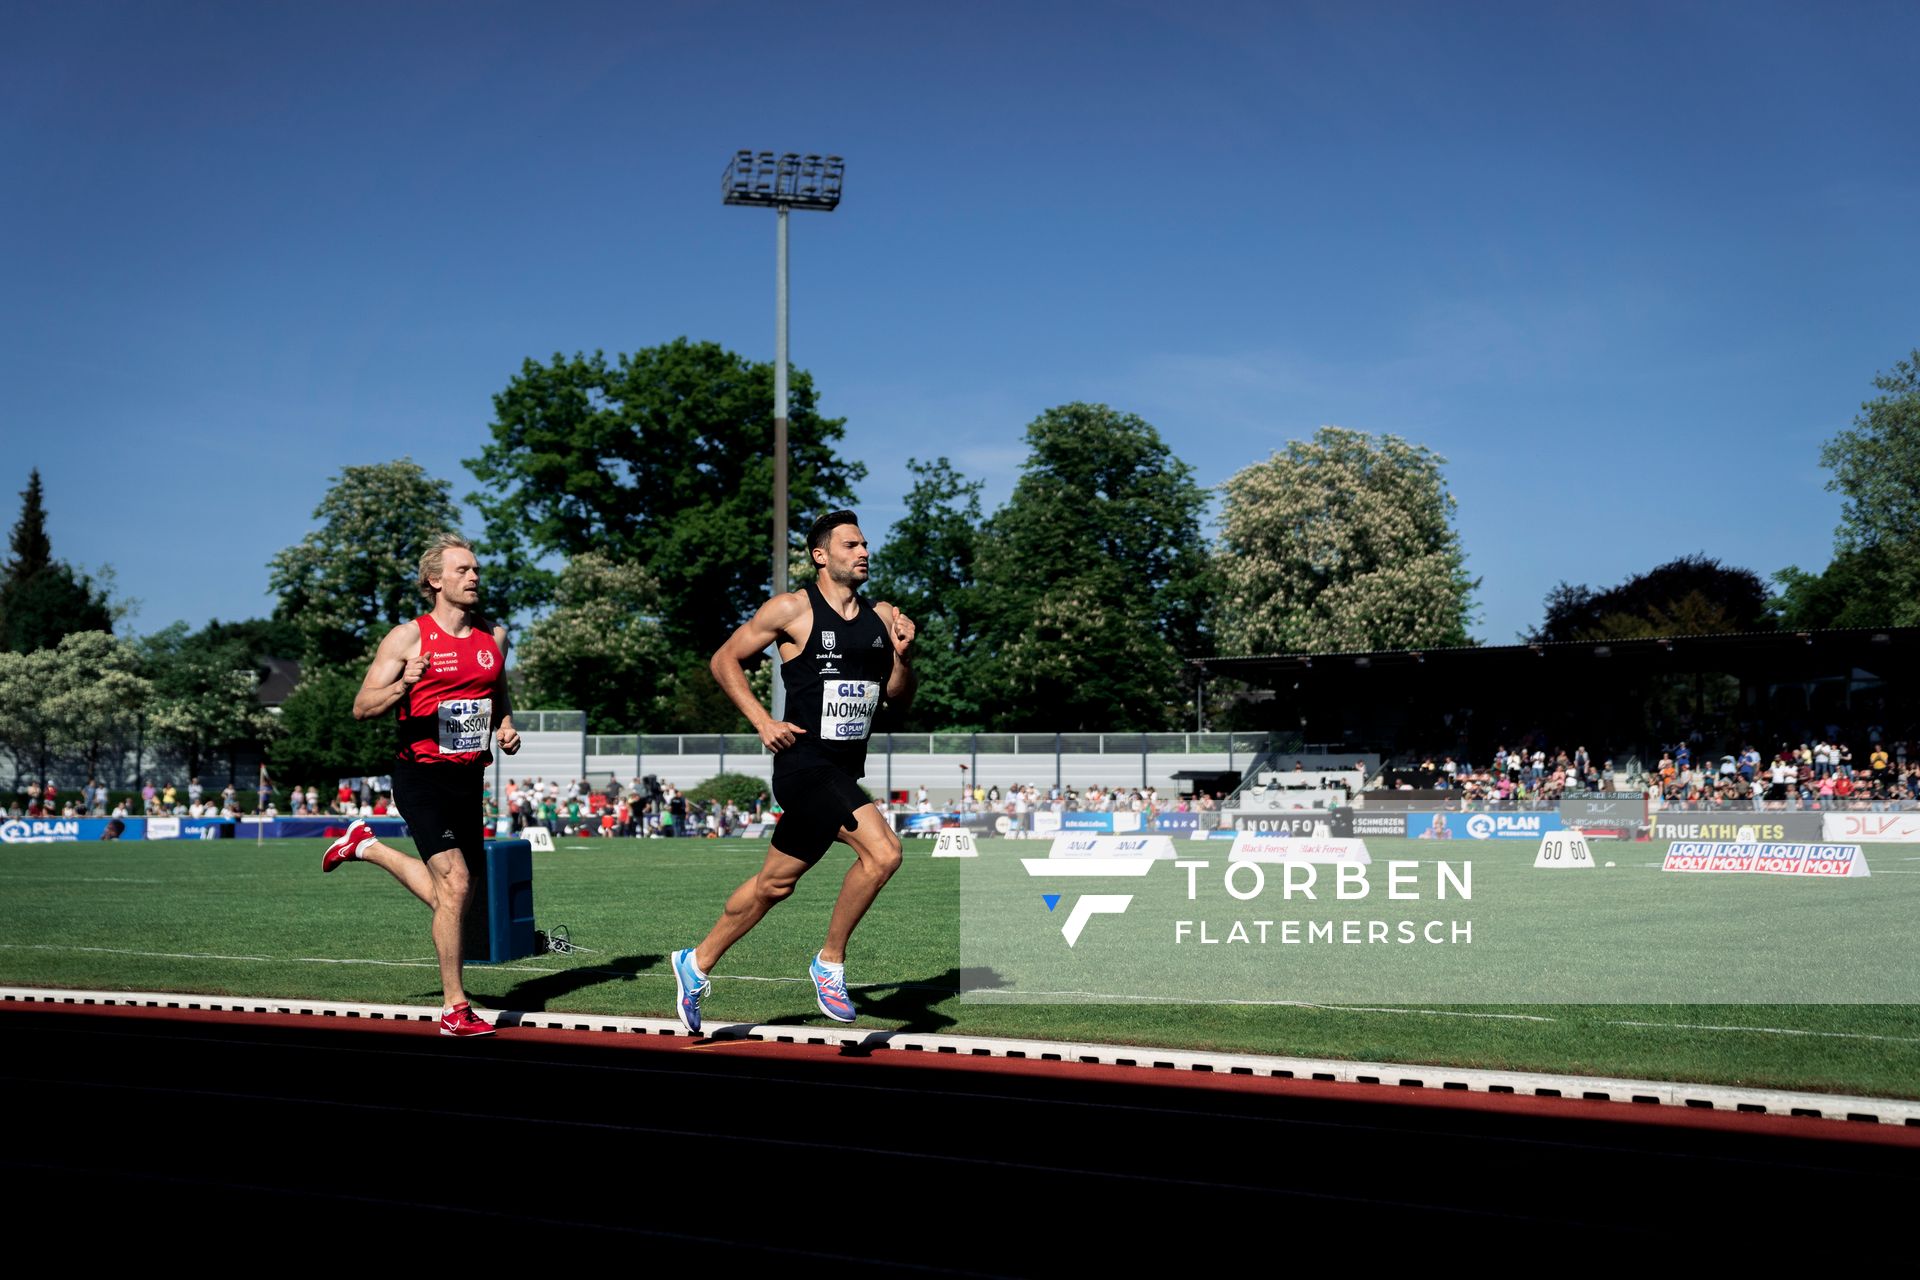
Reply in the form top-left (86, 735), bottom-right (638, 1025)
top-left (436, 698), bottom-right (492, 754)
top-left (820, 681), bottom-right (880, 742)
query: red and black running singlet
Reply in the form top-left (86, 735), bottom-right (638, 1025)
top-left (396, 614), bottom-right (505, 765)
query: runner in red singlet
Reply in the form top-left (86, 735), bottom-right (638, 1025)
top-left (320, 533), bottom-right (520, 1038)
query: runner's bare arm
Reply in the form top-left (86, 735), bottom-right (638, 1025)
top-left (876, 602), bottom-right (917, 706)
top-left (711, 592), bottom-right (811, 751)
top-left (492, 624), bottom-right (520, 755)
top-left (353, 622), bottom-right (426, 721)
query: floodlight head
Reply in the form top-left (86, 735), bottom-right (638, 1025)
top-left (724, 149), bottom-right (844, 210)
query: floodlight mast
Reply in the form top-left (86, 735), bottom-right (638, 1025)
top-left (722, 151), bottom-right (845, 721)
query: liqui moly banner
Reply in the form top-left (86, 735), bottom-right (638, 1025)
top-left (1822, 812), bottom-right (1920, 843)
top-left (1662, 842), bottom-right (1871, 878)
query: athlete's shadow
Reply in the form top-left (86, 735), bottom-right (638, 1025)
top-left (490, 953), bottom-right (663, 1012)
top-left (761, 965), bottom-right (1007, 1044)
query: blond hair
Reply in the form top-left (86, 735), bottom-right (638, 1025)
top-left (417, 532), bottom-right (475, 605)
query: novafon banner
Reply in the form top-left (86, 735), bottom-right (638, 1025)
top-left (1662, 841), bottom-right (1871, 878)
top-left (1413, 812), bottom-right (1564, 840)
top-left (1823, 812), bottom-right (1920, 843)
top-left (1230, 813), bottom-right (1330, 836)
top-left (1652, 814), bottom-right (1825, 843)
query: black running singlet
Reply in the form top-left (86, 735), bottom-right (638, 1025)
top-left (775, 582), bottom-right (895, 779)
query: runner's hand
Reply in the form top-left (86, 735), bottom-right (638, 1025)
top-left (401, 653), bottom-right (431, 685)
top-left (889, 610), bottom-right (916, 656)
top-left (759, 720), bottom-right (807, 752)
top-left (497, 723), bottom-right (521, 755)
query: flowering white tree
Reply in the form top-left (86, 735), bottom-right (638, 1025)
top-left (1216, 427), bottom-right (1476, 654)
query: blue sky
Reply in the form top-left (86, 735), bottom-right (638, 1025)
top-left (4, 0), bottom-right (1916, 646)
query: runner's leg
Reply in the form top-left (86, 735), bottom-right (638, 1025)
top-left (819, 802), bottom-right (902, 965)
top-left (692, 846), bottom-right (812, 973)
top-left (360, 839), bottom-right (436, 906)
top-left (424, 847), bottom-right (470, 1008)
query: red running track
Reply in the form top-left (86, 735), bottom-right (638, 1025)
top-left (3, 1002), bottom-right (1915, 1267)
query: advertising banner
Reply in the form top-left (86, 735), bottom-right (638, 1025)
top-left (1822, 812), bottom-right (1920, 843)
top-left (1663, 841), bottom-right (1870, 878)
top-left (1560, 792), bottom-right (1646, 832)
top-left (1152, 812), bottom-right (1201, 832)
top-left (1347, 812), bottom-right (1412, 838)
top-left (1061, 812), bottom-right (1117, 832)
top-left (1229, 813), bottom-right (1331, 837)
top-left (1411, 812), bottom-right (1564, 840)
top-left (1651, 814), bottom-right (1826, 843)
top-left (0, 817), bottom-right (147, 842)
top-left (1228, 833), bottom-right (1372, 864)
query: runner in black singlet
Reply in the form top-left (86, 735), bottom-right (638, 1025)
top-left (669, 511), bottom-right (916, 1029)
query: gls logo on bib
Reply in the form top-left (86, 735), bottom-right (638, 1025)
top-left (821, 681), bottom-right (879, 740)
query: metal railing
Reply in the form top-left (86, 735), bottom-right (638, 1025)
top-left (590, 731), bottom-right (1281, 757)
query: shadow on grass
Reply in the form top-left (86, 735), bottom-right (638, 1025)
top-left (752, 966), bottom-right (1008, 1048)
top-left (410, 953), bottom-right (664, 1012)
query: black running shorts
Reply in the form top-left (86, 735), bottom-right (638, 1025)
top-left (391, 759), bottom-right (486, 861)
top-left (771, 766), bottom-right (873, 864)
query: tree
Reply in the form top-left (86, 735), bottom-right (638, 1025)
top-left (464, 339), bottom-right (865, 653)
top-left (515, 551), bottom-right (675, 733)
top-left (45, 632), bottom-right (151, 783)
top-left (0, 632), bottom-right (148, 785)
top-left (971, 404), bottom-right (1212, 730)
top-left (1532, 554), bottom-right (1773, 642)
top-left (1216, 427), bottom-right (1475, 655)
top-left (1773, 351), bottom-right (1920, 628)
top-left (268, 459), bottom-right (465, 664)
top-left (270, 663), bottom-right (394, 784)
top-left (872, 458), bottom-right (986, 729)
top-left (141, 622), bottom-right (279, 781)
top-left (1, 469), bottom-right (114, 652)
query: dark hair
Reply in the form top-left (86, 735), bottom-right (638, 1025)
top-left (807, 510), bottom-right (861, 559)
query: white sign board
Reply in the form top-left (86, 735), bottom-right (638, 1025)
top-left (1227, 832), bottom-right (1372, 864)
top-left (1533, 831), bottom-right (1594, 868)
top-left (1822, 813), bottom-right (1920, 844)
top-left (146, 817), bottom-right (180, 840)
top-left (522, 825), bottom-right (555, 852)
top-left (932, 829), bottom-right (978, 858)
top-left (1663, 841), bottom-right (1871, 878)
top-left (1047, 834), bottom-right (1179, 860)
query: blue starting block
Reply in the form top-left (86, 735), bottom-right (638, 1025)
top-left (462, 839), bottom-right (536, 964)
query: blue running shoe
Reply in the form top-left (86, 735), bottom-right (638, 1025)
top-left (670, 948), bottom-right (709, 1033)
top-left (810, 953), bottom-right (855, 1023)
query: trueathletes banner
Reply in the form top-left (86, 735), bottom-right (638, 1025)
top-left (1412, 812), bottom-right (1565, 840)
top-left (1152, 812), bottom-right (1202, 832)
top-left (1663, 841), bottom-right (1871, 878)
top-left (1652, 814), bottom-right (1826, 843)
top-left (1822, 812), bottom-right (1920, 844)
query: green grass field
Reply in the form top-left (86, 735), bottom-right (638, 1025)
top-left (3, 835), bottom-right (1918, 1098)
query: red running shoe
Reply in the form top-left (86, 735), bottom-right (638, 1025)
top-left (439, 1003), bottom-right (496, 1038)
top-left (321, 819), bottom-right (375, 873)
